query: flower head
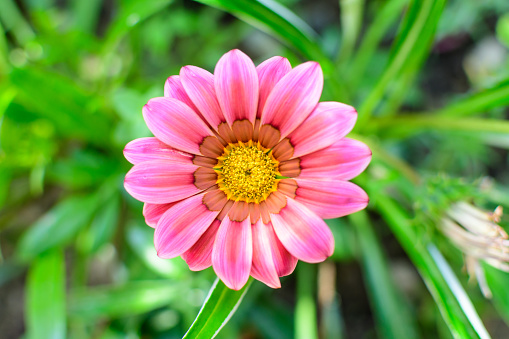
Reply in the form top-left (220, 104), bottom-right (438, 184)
top-left (124, 50), bottom-right (371, 290)
top-left (441, 201), bottom-right (509, 297)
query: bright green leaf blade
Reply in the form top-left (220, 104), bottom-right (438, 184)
top-left (126, 221), bottom-right (189, 279)
top-left (376, 197), bottom-right (491, 339)
top-left (351, 211), bottom-right (418, 339)
top-left (0, 0), bottom-right (35, 45)
top-left (484, 264), bottom-right (509, 325)
top-left (79, 192), bottom-right (120, 254)
top-left (370, 115), bottom-right (509, 138)
top-left (26, 249), bottom-right (66, 339)
top-left (183, 277), bottom-right (251, 339)
top-left (337, 0), bottom-right (364, 64)
top-left (348, 0), bottom-right (408, 86)
top-left (357, 0), bottom-right (446, 127)
top-left (194, 0), bottom-right (329, 68)
top-left (71, 0), bottom-right (102, 33)
top-left (295, 263), bottom-right (318, 339)
top-left (9, 67), bottom-right (111, 145)
top-left (68, 280), bottom-right (182, 318)
top-left (104, 0), bottom-right (173, 46)
top-left (436, 79), bottom-right (509, 117)
top-left (16, 194), bottom-right (98, 261)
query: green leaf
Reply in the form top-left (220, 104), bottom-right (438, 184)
top-left (26, 249), bottom-right (66, 339)
top-left (69, 280), bottom-right (182, 318)
top-left (194, 0), bottom-right (330, 69)
top-left (295, 263), bottom-right (317, 339)
top-left (104, 0), bottom-right (173, 47)
top-left (484, 264), bottom-right (509, 325)
top-left (126, 221), bottom-right (190, 279)
top-left (183, 277), bottom-right (251, 339)
top-left (496, 13), bottom-right (509, 49)
top-left (70, 0), bottom-right (102, 33)
top-left (347, 0), bottom-right (408, 87)
top-left (370, 115), bottom-right (509, 138)
top-left (436, 79), bottom-right (509, 117)
top-left (9, 67), bottom-right (111, 145)
top-left (351, 211), bottom-right (418, 339)
top-left (16, 194), bottom-right (98, 261)
top-left (78, 191), bottom-right (120, 254)
top-left (337, 0), bottom-right (364, 64)
top-left (357, 0), bottom-right (446, 127)
top-left (376, 197), bottom-right (491, 339)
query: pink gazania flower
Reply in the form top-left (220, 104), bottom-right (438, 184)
top-left (124, 49), bottom-right (371, 290)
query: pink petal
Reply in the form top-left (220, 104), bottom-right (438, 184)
top-left (256, 56), bottom-right (292, 118)
top-left (143, 202), bottom-right (177, 228)
top-left (260, 62), bottom-right (323, 139)
top-left (164, 75), bottom-right (199, 113)
top-left (289, 102), bottom-right (357, 158)
top-left (182, 219), bottom-right (221, 271)
top-left (293, 179), bottom-right (368, 219)
top-left (251, 220), bottom-right (297, 288)
top-left (271, 198), bottom-right (333, 263)
top-left (124, 137), bottom-right (194, 165)
top-left (214, 49), bottom-right (258, 126)
top-left (180, 66), bottom-right (225, 130)
top-left (143, 97), bottom-right (215, 155)
top-left (212, 216), bottom-right (253, 290)
top-left (299, 138), bottom-right (372, 180)
top-left (124, 160), bottom-right (200, 204)
top-left (155, 194), bottom-right (220, 259)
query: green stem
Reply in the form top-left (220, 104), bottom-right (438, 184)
top-left (296, 263), bottom-right (318, 339)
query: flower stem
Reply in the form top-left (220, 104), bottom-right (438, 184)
top-left (296, 262), bottom-right (318, 339)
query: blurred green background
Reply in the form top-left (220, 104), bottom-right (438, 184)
top-left (1, 0), bottom-right (509, 338)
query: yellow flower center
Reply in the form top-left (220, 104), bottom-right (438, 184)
top-left (216, 141), bottom-right (280, 203)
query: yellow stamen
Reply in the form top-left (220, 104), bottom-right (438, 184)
top-left (216, 141), bottom-right (280, 203)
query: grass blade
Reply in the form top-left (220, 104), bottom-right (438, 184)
top-left (26, 249), bottom-right (66, 339)
top-left (348, 0), bottom-right (408, 87)
top-left (376, 197), bottom-right (490, 339)
top-left (9, 67), bottom-right (111, 145)
top-left (183, 277), bottom-right (251, 339)
top-left (370, 115), bottom-right (509, 138)
top-left (351, 211), bottom-right (418, 339)
top-left (17, 194), bottom-right (98, 261)
top-left (357, 0), bottom-right (446, 127)
top-left (194, 0), bottom-right (329, 68)
top-left (436, 79), bottom-right (509, 117)
top-left (484, 264), bottom-right (509, 325)
top-left (295, 263), bottom-right (318, 339)
top-left (337, 0), bottom-right (364, 64)
top-left (69, 280), bottom-right (183, 318)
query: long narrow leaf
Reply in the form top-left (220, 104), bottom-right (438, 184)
top-left (337, 0), bottom-right (364, 64)
top-left (351, 211), bottom-right (418, 339)
top-left (357, 0), bottom-right (446, 127)
top-left (69, 280), bottom-right (183, 318)
top-left (194, 0), bottom-right (329, 68)
top-left (183, 277), bottom-right (251, 339)
top-left (436, 79), bottom-right (509, 117)
top-left (370, 115), bottom-right (509, 138)
top-left (376, 197), bottom-right (490, 339)
top-left (347, 0), bottom-right (408, 87)
top-left (17, 194), bottom-right (98, 261)
top-left (9, 67), bottom-right (111, 145)
top-left (295, 263), bottom-right (318, 339)
top-left (26, 249), bottom-right (66, 339)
